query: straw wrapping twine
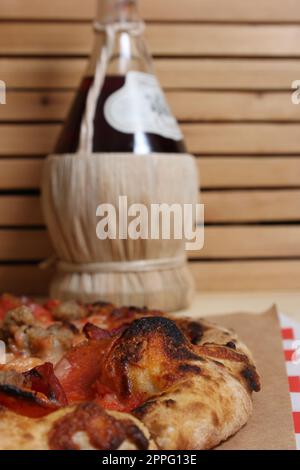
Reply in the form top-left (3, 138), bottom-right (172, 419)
top-left (42, 152), bottom-right (199, 311)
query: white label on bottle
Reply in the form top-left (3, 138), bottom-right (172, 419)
top-left (104, 71), bottom-right (183, 141)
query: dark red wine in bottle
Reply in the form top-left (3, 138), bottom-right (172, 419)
top-left (55, 0), bottom-right (186, 155)
top-left (55, 75), bottom-right (186, 154)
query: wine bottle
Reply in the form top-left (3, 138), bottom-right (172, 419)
top-left (55, 0), bottom-right (186, 155)
top-left (43, 0), bottom-right (197, 311)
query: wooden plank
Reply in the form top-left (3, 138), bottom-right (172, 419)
top-left (0, 265), bottom-right (51, 295)
top-left (191, 226), bottom-right (300, 259)
top-left (183, 124), bottom-right (300, 154)
top-left (3, 124), bottom-right (300, 155)
top-left (199, 157), bottom-right (300, 188)
top-left (148, 25), bottom-right (300, 58)
top-left (0, 91), bottom-right (73, 122)
top-left (168, 91), bottom-right (300, 122)
top-left (1, 58), bottom-right (298, 90)
top-left (2, 157), bottom-right (300, 191)
top-left (0, 160), bottom-right (43, 189)
top-left (0, 125), bottom-right (57, 155)
top-left (1, 23), bottom-right (300, 57)
top-left (0, 197), bottom-right (43, 226)
top-left (202, 189), bottom-right (300, 223)
top-left (1, 189), bottom-right (300, 226)
top-left (1, 0), bottom-right (300, 22)
top-left (0, 0), bottom-right (95, 20)
top-left (0, 58), bottom-right (86, 90)
top-left (190, 261), bottom-right (300, 291)
top-left (0, 230), bottom-right (52, 260)
top-left (1, 226), bottom-right (299, 261)
top-left (2, 91), bottom-right (300, 122)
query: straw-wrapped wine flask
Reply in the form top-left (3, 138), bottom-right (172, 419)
top-left (42, 152), bottom-right (198, 311)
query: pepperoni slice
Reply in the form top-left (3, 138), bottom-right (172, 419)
top-left (55, 339), bottom-right (113, 404)
top-left (0, 362), bottom-right (67, 418)
top-left (24, 362), bottom-right (67, 406)
top-left (83, 322), bottom-right (127, 341)
top-left (95, 383), bottom-right (144, 413)
top-left (0, 387), bottom-right (61, 418)
top-left (83, 323), bottom-right (112, 341)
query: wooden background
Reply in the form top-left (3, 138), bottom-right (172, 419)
top-left (0, 0), bottom-right (300, 294)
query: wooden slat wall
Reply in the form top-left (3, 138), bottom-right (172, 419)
top-left (1, 0), bottom-right (300, 22)
top-left (3, 24), bottom-right (300, 57)
top-left (0, 0), bottom-right (300, 294)
top-left (4, 124), bottom-right (300, 155)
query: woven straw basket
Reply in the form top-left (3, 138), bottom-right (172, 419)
top-left (42, 152), bottom-right (199, 311)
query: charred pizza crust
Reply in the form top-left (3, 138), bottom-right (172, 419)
top-left (101, 316), bottom-right (259, 450)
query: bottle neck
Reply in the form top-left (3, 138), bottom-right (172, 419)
top-left (95, 0), bottom-right (140, 26)
top-left (87, 0), bottom-right (151, 77)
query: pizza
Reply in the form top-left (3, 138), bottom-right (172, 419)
top-left (0, 294), bottom-right (260, 450)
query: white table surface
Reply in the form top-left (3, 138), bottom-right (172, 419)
top-left (178, 290), bottom-right (300, 322)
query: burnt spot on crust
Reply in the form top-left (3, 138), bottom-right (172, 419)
top-left (100, 317), bottom-right (204, 403)
top-left (198, 344), bottom-right (250, 364)
top-left (133, 400), bottom-right (157, 418)
top-left (121, 317), bottom-right (183, 343)
top-left (241, 366), bottom-right (261, 393)
top-left (198, 344), bottom-right (261, 393)
top-left (178, 364), bottom-right (202, 375)
top-left (0, 382), bottom-right (61, 417)
top-left (163, 399), bottom-right (176, 408)
top-left (120, 317), bottom-right (201, 362)
top-left (212, 360), bottom-right (225, 368)
top-left (117, 334), bottom-right (144, 370)
top-left (176, 319), bottom-right (205, 344)
top-left (184, 322), bottom-right (204, 344)
top-left (0, 384), bottom-right (39, 401)
top-left (48, 403), bottom-right (149, 450)
top-left (121, 420), bottom-right (149, 450)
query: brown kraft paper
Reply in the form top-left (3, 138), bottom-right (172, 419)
top-left (207, 306), bottom-right (296, 450)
